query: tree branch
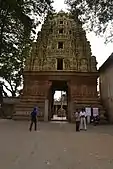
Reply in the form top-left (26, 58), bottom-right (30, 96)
top-left (3, 90), bottom-right (8, 97)
top-left (0, 6), bottom-right (9, 57)
top-left (3, 83), bottom-right (12, 94)
top-left (6, 79), bottom-right (14, 92)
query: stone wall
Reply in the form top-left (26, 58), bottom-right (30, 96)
top-left (0, 97), bottom-right (19, 118)
top-left (100, 64), bottom-right (113, 122)
top-left (24, 11), bottom-right (97, 73)
top-left (14, 11), bottom-right (104, 121)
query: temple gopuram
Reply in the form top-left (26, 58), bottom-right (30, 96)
top-left (13, 11), bottom-right (105, 122)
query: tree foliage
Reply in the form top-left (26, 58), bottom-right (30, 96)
top-left (65, 0), bottom-right (113, 42)
top-left (0, 0), bottom-right (53, 96)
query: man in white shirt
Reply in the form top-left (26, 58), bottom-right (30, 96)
top-left (79, 108), bottom-right (87, 130)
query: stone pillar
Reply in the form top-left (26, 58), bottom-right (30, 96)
top-left (44, 99), bottom-right (49, 122)
top-left (55, 105), bottom-right (58, 115)
top-left (70, 102), bottom-right (74, 122)
top-left (67, 81), bottom-right (76, 122)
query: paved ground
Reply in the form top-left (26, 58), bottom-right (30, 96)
top-left (0, 120), bottom-right (113, 169)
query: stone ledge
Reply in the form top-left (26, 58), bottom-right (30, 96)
top-left (12, 114), bottom-right (44, 121)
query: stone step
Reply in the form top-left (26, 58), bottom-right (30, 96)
top-left (18, 100), bottom-right (45, 104)
top-left (16, 103), bottom-right (44, 109)
top-left (13, 113), bottom-right (44, 121)
top-left (16, 105), bottom-right (44, 111)
top-left (16, 107), bottom-right (34, 112)
top-left (19, 96), bottom-right (46, 101)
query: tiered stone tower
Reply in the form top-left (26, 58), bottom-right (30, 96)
top-left (14, 11), bottom-right (105, 121)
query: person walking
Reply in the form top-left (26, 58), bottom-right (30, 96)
top-left (79, 108), bottom-right (87, 131)
top-left (75, 109), bottom-right (80, 132)
top-left (29, 107), bottom-right (38, 131)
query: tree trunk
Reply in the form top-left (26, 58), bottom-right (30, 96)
top-left (0, 83), bottom-right (4, 117)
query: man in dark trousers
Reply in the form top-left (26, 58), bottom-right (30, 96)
top-left (75, 109), bottom-right (80, 132)
top-left (29, 107), bottom-right (38, 131)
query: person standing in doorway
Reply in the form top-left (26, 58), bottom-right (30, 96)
top-left (80, 108), bottom-right (87, 131)
top-left (75, 109), bottom-right (80, 132)
top-left (29, 107), bottom-right (38, 131)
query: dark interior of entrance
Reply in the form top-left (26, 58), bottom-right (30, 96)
top-left (57, 58), bottom-right (63, 70)
top-left (48, 80), bottom-right (68, 121)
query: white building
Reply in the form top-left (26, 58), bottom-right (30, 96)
top-left (99, 53), bottom-right (113, 122)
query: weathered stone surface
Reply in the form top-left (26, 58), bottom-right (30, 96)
top-left (14, 11), bottom-right (105, 121)
top-left (25, 12), bottom-right (97, 72)
top-left (99, 53), bottom-right (113, 122)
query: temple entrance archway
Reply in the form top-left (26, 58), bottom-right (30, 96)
top-left (13, 11), bottom-right (104, 122)
top-left (48, 80), bottom-right (69, 121)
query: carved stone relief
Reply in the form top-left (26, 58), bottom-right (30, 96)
top-left (72, 58), bottom-right (77, 70)
top-left (45, 58), bottom-right (56, 70)
top-left (64, 59), bottom-right (70, 70)
top-left (69, 82), bottom-right (96, 99)
top-left (69, 84), bottom-right (81, 99)
top-left (80, 58), bottom-right (88, 72)
top-left (23, 80), bottom-right (52, 97)
top-left (24, 12), bottom-right (97, 73)
top-left (81, 85), bottom-right (87, 96)
top-left (51, 58), bottom-right (56, 70)
top-left (64, 58), bottom-right (73, 70)
top-left (91, 56), bottom-right (97, 72)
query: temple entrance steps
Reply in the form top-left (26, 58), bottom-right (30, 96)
top-left (13, 97), bottom-right (45, 120)
top-left (13, 97), bottom-right (107, 123)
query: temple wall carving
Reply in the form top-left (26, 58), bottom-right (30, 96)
top-left (14, 11), bottom-right (103, 122)
top-left (68, 79), bottom-right (98, 101)
top-left (23, 80), bottom-right (52, 98)
top-left (24, 12), bottom-right (97, 73)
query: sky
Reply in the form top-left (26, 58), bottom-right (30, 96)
top-left (53, 0), bottom-right (113, 99)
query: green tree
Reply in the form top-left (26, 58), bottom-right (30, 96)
top-left (65, 0), bottom-right (113, 42)
top-left (0, 0), bottom-right (53, 96)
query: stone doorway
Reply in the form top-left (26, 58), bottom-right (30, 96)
top-left (48, 80), bottom-right (69, 121)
